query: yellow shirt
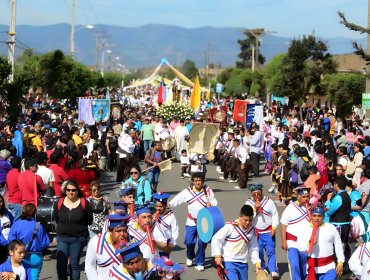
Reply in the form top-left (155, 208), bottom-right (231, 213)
top-left (31, 136), bottom-right (43, 152)
top-left (72, 134), bottom-right (82, 146)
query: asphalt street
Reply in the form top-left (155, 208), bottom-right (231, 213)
top-left (38, 161), bottom-right (353, 280)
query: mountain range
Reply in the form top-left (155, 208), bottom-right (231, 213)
top-left (0, 23), bottom-right (366, 69)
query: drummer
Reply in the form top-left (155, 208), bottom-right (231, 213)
top-left (168, 172), bottom-right (218, 272)
top-left (85, 214), bottom-right (130, 279)
top-left (211, 205), bottom-right (261, 280)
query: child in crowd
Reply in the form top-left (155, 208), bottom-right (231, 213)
top-left (305, 166), bottom-right (321, 206)
top-left (0, 240), bottom-right (31, 280)
top-left (180, 149), bottom-right (191, 179)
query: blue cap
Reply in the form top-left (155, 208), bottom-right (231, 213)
top-left (113, 201), bottom-right (128, 211)
top-left (311, 206), bottom-right (324, 216)
top-left (45, 124), bottom-right (51, 129)
top-left (296, 186), bottom-right (310, 196)
top-left (248, 183), bottom-right (263, 192)
top-left (135, 206), bottom-right (153, 216)
top-left (119, 183), bottom-right (136, 196)
top-left (116, 241), bottom-right (142, 262)
top-left (152, 192), bottom-right (171, 203)
top-left (106, 214), bottom-right (130, 229)
top-left (152, 258), bottom-right (186, 278)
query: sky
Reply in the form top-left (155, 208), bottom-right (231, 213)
top-left (0, 0), bottom-right (368, 39)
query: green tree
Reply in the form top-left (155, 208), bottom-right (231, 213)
top-left (182, 59), bottom-right (198, 81)
top-left (0, 56), bottom-right (11, 94)
top-left (237, 32), bottom-right (265, 68)
top-left (264, 54), bottom-right (286, 95)
top-left (322, 73), bottom-right (365, 118)
top-left (279, 35), bottom-right (336, 105)
top-left (103, 71), bottom-right (123, 87)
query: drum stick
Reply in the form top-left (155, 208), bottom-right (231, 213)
top-left (145, 224), bottom-right (155, 254)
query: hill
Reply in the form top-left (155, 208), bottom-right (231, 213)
top-left (0, 23), bottom-right (366, 68)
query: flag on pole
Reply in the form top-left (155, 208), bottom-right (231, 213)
top-left (158, 158), bottom-right (172, 172)
top-left (157, 80), bottom-right (167, 105)
top-left (190, 75), bottom-right (201, 111)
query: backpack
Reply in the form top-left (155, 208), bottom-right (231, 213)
top-left (57, 197), bottom-right (86, 212)
top-left (289, 165), bottom-right (299, 186)
top-left (299, 158), bottom-right (312, 182)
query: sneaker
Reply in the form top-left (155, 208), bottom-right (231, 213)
top-left (219, 176), bottom-right (225, 180)
top-left (181, 176), bottom-right (184, 179)
top-left (216, 166), bottom-right (221, 171)
top-left (234, 186), bottom-right (241, 189)
top-left (268, 186), bottom-right (275, 193)
top-left (271, 272), bottom-right (280, 279)
top-left (186, 259), bottom-right (193, 267)
top-left (195, 265), bottom-right (205, 271)
top-left (184, 173), bottom-right (191, 178)
top-left (228, 179), bottom-right (237, 183)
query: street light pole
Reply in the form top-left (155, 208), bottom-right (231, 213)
top-left (70, 0), bottom-right (76, 58)
top-left (367, 0), bottom-right (370, 93)
top-left (8, 0), bottom-right (17, 82)
top-left (95, 32), bottom-right (99, 71)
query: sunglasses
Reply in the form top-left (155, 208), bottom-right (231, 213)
top-left (66, 188), bottom-right (77, 192)
top-left (130, 171), bottom-right (139, 175)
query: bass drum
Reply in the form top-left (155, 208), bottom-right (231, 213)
top-left (36, 196), bottom-right (59, 234)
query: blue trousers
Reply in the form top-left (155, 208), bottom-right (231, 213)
top-left (143, 140), bottom-right (153, 155)
top-left (7, 203), bottom-right (22, 221)
top-left (287, 247), bottom-right (307, 280)
top-left (224, 261), bottom-right (248, 280)
top-left (316, 269), bottom-right (336, 280)
top-left (23, 252), bottom-right (43, 280)
top-left (57, 235), bottom-right (86, 280)
top-left (258, 232), bottom-right (277, 273)
top-left (184, 225), bottom-right (207, 266)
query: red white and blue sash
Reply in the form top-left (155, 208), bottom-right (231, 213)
top-left (186, 186), bottom-right (209, 207)
top-left (225, 222), bottom-right (255, 244)
top-left (359, 243), bottom-right (370, 262)
top-left (247, 197), bottom-right (272, 216)
top-left (96, 232), bottom-right (121, 267)
top-left (288, 202), bottom-right (310, 225)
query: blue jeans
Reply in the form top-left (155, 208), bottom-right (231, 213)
top-left (146, 169), bottom-right (160, 185)
top-left (7, 203), bottom-right (22, 221)
top-left (57, 235), bottom-right (86, 280)
top-left (224, 261), bottom-right (248, 280)
top-left (143, 140), bottom-right (153, 155)
top-left (184, 225), bottom-right (207, 266)
top-left (23, 252), bottom-right (43, 280)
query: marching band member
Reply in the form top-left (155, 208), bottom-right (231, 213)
top-left (349, 236), bottom-right (370, 279)
top-left (280, 187), bottom-right (311, 280)
top-left (152, 193), bottom-right (179, 258)
top-left (85, 214), bottom-right (131, 280)
top-left (245, 183), bottom-right (280, 279)
top-left (233, 138), bottom-right (250, 190)
top-left (299, 206), bottom-right (344, 280)
top-left (128, 206), bottom-right (173, 261)
top-left (211, 205), bottom-right (261, 280)
top-left (168, 172), bottom-right (218, 271)
top-left (109, 241), bottom-right (156, 280)
top-left (151, 258), bottom-right (185, 280)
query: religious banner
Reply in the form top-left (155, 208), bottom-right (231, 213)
top-left (233, 99), bottom-right (249, 122)
top-left (188, 123), bottom-right (219, 154)
top-left (111, 105), bottom-right (122, 120)
top-left (209, 106), bottom-right (227, 124)
top-left (253, 105), bottom-right (264, 128)
top-left (246, 103), bottom-right (256, 128)
top-left (78, 98), bottom-right (95, 126)
top-left (158, 158), bottom-right (173, 172)
top-left (91, 99), bottom-right (110, 123)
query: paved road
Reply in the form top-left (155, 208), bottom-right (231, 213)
top-left (39, 162), bottom-right (351, 280)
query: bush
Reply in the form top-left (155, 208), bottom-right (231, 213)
top-left (156, 102), bottom-right (194, 120)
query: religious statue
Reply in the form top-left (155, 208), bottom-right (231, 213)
top-left (172, 79), bottom-right (182, 103)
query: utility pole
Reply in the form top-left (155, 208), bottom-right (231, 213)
top-left (70, 0), bottom-right (76, 58)
top-left (8, 0), bottom-right (17, 82)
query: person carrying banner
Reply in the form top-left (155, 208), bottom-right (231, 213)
top-left (168, 172), bottom-right (218, 272)
top-left (211, 204), bottom-right (261, 280)
top-left (245, 183), bottom-right (280, 279)
top-left (233, 138), bottom-right (251, 190)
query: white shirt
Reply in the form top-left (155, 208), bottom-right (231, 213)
top-left (85, 232), bottom-right (122, 280)
top-left (153, 210), bottom-right (179, 246)
top-left (211, 222), bottom-right (260, 264)
top-left (116, 132), bottom-right (135, 158)
top-left (36, 165), bottom-right (55, 186)
top-left (299, 222), bottom-right (344, 274)
top-left (280, 201), bottom-right (310, 249)
top-left (12, 264), bottom-right (26, 280)
top-left (349, 242), bottom-right (370, 279)
top-left (0, 215), bottom-right (11, 240)
top-left (169, 185), bottom-right (218, 227)
top-left (245, 196), bottom-right (279, 232)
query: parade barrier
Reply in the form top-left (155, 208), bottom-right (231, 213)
top-left (197, 206), bottom-right (224, 243)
